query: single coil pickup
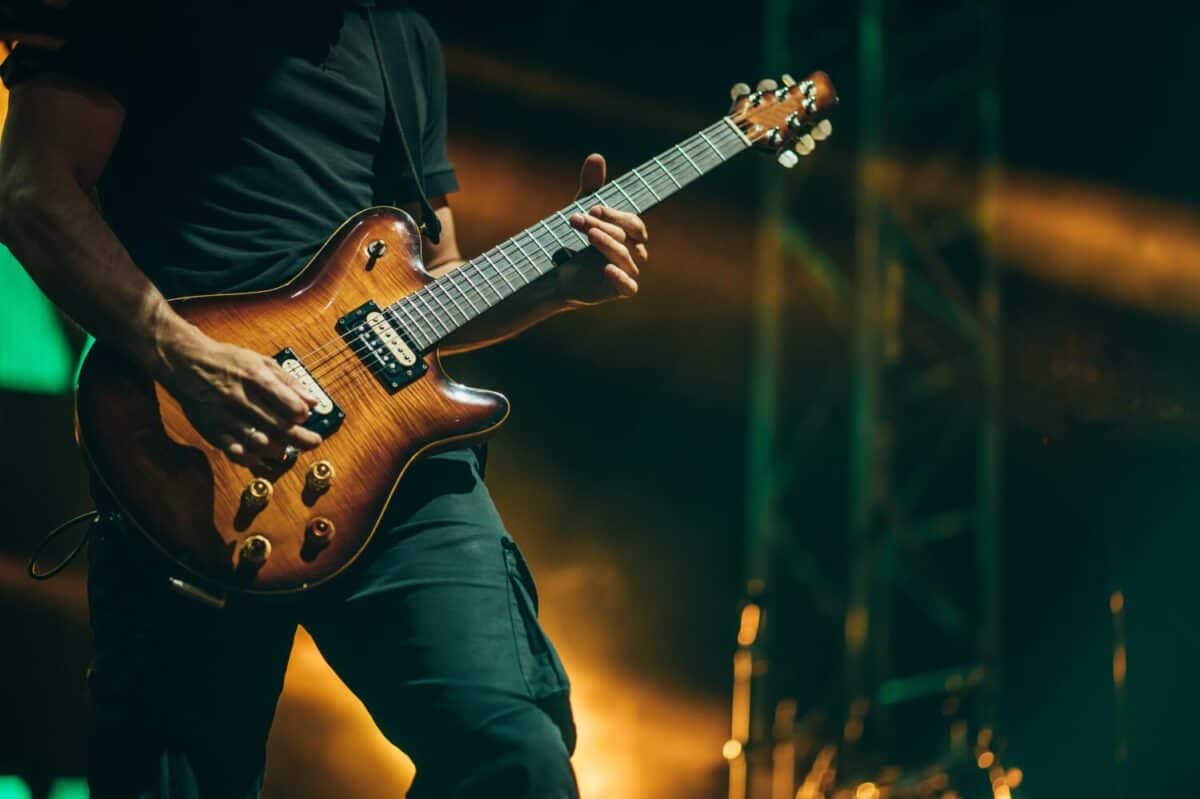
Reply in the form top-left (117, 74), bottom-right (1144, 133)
top-left (272, 348), bottom-right (345, 436)
top-left (335, 300), bottom-right (428, 393)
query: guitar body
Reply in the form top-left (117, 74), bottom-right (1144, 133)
top-left (75, 207), bottom-right (509, 598)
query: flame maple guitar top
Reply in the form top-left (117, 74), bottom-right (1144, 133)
top-left (75, 207), bottom-right (509, 597)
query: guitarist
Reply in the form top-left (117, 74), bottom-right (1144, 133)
top-left (0, 3), bottom-right (648, 798)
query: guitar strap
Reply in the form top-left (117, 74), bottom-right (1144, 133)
top-left (365, 7), bottom-right (443, 244)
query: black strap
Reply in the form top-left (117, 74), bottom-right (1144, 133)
top-left (366, 8), bottom-right (442, 243)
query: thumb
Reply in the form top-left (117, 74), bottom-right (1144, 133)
top-left (577, 153), bottom-right (607, 197)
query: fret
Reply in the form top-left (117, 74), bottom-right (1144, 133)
top-left (495, 245), bottom-right (530, 285)
top-left (453, 269), bottom-right (482, 314)
top-left (473, 260), bottom-right (505, 301)
top-left (424, 282), bottom-right (462, 324)
top-left (722, 116), bottom-right (752, 147)
top-left (438, 276), bottom-right (471, 318)
top-left (610, 180), bottom-right (640, 212)
top-left (697, 130), bottom-right (724, 161)
top-left (410, 289), bottom-right (446, 338)
top-left (652, 156), bottom-right (682, 188)
top-left (631, 168), bottom-right (660, 202)
top-left (523, 229), bottom-right (554, 261)
top-left (538, 218), bottom-right (569, 250)
top-left (388, 305), bottom-right (429, 351)
top-left (509, 236), bottom-right (542, 277)
top-left (556, 211), bottom-right (590, 247)
top-left (675, 143), bottom-right (702, 175)
top-left (391, 301), bottom-right (423, 344)
top-left (482, 250), bottom-right (517, 292)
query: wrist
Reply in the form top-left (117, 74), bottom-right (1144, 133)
top-left (136, 300), bottom-right (205, 382)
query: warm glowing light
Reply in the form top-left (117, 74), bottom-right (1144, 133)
top-left (1005, 767), bottom-right (1024, 788)
top-left (843, 718), bottom-right (864, 743)
top-left (976, 727), bottom-right (993, 748)
top-left (941, 792), bottom-right (961, 799)
top-left (737, 602), bottom-right (762, 646)
top-left (977, 751), bottom-right (996, 769)
top-left (993, 785), bottom-right (1012, 799)
top-left (1110, 591), bottom-right (1125, 614)
top-left (855, 781), bottom-right (879, 799)
top-left (1113, 644), bottom-right (1127, 684)
top-left (722, 738), bottom-right (743, 760)
top-left (845, 607), bottom-right (869, 648)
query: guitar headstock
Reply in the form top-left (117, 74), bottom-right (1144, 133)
top-left (729, 71), bottom-right (839, 168)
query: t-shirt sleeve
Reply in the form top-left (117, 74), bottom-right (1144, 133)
top-left (407, 12), bottom-right (458, 199)
top-left (0, 23), bottom-right (144, 109)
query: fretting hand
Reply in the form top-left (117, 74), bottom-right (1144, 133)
top-left (559, 153), bottom-right (649, 306)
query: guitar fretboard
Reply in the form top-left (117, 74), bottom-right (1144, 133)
top-left (385, 117), bottom-right (751, 350)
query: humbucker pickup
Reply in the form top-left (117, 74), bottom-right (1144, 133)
top-left (272, 347), bottom-right (345, 436)
top-left (336, 300), bottom-right (428, 393)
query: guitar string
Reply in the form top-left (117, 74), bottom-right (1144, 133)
top-left (287, 114), bottom-right (754, 388)
top-left (305, 126), bottom-right (748, 400)
top-left (291, 120), bottom-right (742, 378)
top-left (287, 114), bottom-right (753, 373)
top-left (303, 126), bottom-right (748, 398)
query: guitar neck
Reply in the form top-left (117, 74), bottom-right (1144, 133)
top-left (388, 117), bottom-right (752, 350)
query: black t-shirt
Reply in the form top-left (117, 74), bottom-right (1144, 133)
top-left (1, 2), bottom-right (457, 297)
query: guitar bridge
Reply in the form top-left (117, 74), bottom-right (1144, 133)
top-left (336, 300), bottom-right (428, 393)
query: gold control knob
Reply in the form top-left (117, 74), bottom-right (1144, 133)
top-left (306, 516), bottom-right (336, 546)
top-left (306, 460), bottom-right (335, 492)
top-left (240, 534), bottom-right (272, 566)
top-left (242, 477), bottom-right (273, 509)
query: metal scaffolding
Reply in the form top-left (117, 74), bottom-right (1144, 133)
top-left (730, 1), bottom-right (1004, 797)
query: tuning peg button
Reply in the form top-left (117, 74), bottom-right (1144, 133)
top-left (781, 73), bottom-right (796, 87)
top-left (795, 135), bottom-right (816, 156)
top-left (729, 82), bottom-right (752, 101)
top-left (756, 78), bottom-right (778, 92)
top-left (777, 149), bottom-right (800, 169)
top-left (811, 119), bottom-right (833, 141)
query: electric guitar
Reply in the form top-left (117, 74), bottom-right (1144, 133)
top-left (75, 71), bottom-right (838, 603)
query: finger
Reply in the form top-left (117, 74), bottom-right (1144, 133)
top-left (577, 153), bottom-right (607, 196)
top-left (632, 243), bottom-right (649, 266)
top-left (217, 433), bottom-right (262, 468)
top-left (589, 205), bottom-right (649, 244)
top-left (569, 212), bottom-right (627, 244)
top-left (266, 358), bottom-right (320, 409)
top-left (257, 361), bottom-right (318, 422)
top-left (603, 264), bottom-right (639, 298)
top-left (587, 227), bottom-right (639, 277)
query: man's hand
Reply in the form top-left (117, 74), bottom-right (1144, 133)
top-left (151, 315), bottom-right (322, 469)
top-left (560, 153), bottom-right (649, 306)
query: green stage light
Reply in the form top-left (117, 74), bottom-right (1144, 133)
top-left (0, 776), bottom-right (32, 799)
top-left (0, 244), bottom-right (76, 393)
top-left (46, 779), bottom-right (89, 799)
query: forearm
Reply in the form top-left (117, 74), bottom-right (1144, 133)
top-left (0, 177), bottom-right (194, 376)
top-left (429, 259), bottom-right (574, 355)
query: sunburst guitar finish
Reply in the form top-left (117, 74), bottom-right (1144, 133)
top-left (75, 208), bottom-right (509, 598)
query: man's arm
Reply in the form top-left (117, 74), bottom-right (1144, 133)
top-left (0, 77), bottom-right (321, 467)
top-left (418, 154), bottom-right (649, 356)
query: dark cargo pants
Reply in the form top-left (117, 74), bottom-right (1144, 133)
top-left (86, 448), bottom-right (577, 798)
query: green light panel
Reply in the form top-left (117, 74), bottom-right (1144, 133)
top-left (0, 244), bottom-right (76, 393)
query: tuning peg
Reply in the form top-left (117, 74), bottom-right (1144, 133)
top-left (756, 78), bottom-right (778, 92)
top-left (777, 149), bottom-right (800, 169)
top-left (729, 82), bottom-right (752, 101)
top-left (781, 73), bottom-right (796, 87)
top-left (795, 134), bottom-right (816, 156)
top-left (811, 119), bottom-right (833, 141)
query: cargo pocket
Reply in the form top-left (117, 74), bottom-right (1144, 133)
top-left (501, 537), bottom-right (570, 700)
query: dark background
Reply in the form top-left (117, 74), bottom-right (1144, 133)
top-left (2, 1), bottom-right (1198, 797)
